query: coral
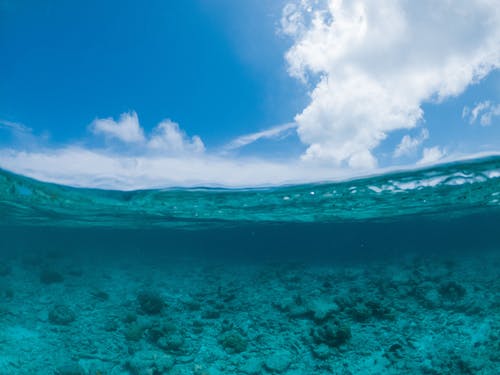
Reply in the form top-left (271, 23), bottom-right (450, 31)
top-left (123, 312), bottom-right (138, 323)
top-left (311, 318), bottom-right (351, 348)
top-left (192, 319), bottom-right (204, 334)
top-left (48, 305), bottom-right (76, 325)
top-left (240, 358), bottom-right (263, 374)
top-left (309, 299), bottom-right (340, 323)
top-left (146, 319), bottom-right (184, 352)
top-left (349, 302), bottom-right (371, 322)
top-left (438, 281), bottom-right (466, 300)
top-left (137, 291), bottom-right (164, 315)
top-left (181, 296), bottom-right (201, 311)
top-left (90, 289), bottom-right (109, 301)
top-left (312, 343), bottom-right (330, 360)
top-left (103, 318), bottom-right (119, 332)
top-left (125, 323), bottom-right (145, 341)
top-left (126, 349), bottom-right (175, 375)
top-left (157, 333), bottom-right (185, 352)
top-left (383, 343), bottom-right (404, 364)
top-left (264, 350), bottom-right (293, 373)
top-left (219, 331), bottom-right (248, 354)
top-left (346, 297), bottom-right (393, 321)
top-left (55, 363), bottom-right (84, 375)
top-left (202, 308), bottom-right (220, 319)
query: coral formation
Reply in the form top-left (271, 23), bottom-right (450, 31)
top-left (0, 250), bottom-right (498, 374)
top-left (219, 331), bottom-right (248, 354)
top-left (310, 318), bottom-right (351, 348)
top-left (48, 305), bottom-right (76, 325)
top-left (137, 291), bottom-right (165, 315)
top-left (126, 350), bottom-right (175, 374)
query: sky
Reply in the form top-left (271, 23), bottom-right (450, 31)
top-left (1, 0), bottom-right (499, 189)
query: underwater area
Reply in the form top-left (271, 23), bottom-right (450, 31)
top-left (1, 156), bottom-right (500, 374)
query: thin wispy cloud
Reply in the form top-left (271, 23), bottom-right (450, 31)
top-left (463, 101), bottom-right (500, 126)
top-left (0, 119), bottom-right (45, 146)
top-left (0, 119), bottom-right (32, 134)
top-left (223, 122), bottom-right (297, 151)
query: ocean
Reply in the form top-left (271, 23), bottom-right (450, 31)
top-left (0, 156), bottom-right (499, 374)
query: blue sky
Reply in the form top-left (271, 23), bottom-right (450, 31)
top-left (0, 1), bottom-right (303, 148)
top-left (1, 1), bottom-right (499, 188)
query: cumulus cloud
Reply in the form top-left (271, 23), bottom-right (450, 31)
top-left (90, 112), bottom-right (146, 143)
top-left (148, 120), bottom-right (205, 154)
top-left (223, 122), bottom-right (297, 151)
top-left (394, 128), bottom-right (429, 158)
top-left (463, 101), bottom-right (500, 126)
top-left (418, 146), bottom-right (445, 165)
top-left (282, 0), bottom-right (500, 168)
top-left (89, 112), bottom-right (205, 155)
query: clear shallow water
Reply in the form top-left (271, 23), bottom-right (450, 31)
top-left (0, 157), bottom-right (499, 374)
top-left (1, 155), bottom-right (500, 228)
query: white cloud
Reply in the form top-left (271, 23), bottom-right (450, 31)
top-left (89, 112), bottom-right (205, 154)
top-left (418, 146), bottom-right (445, 165)
top-left (0, 113), bottom-right (338, 189)
top-left (1, 144), bottom-right (495, 190)
top-left (282, 0), bottom-right (500, 168)
top-left (148, 120), bottom-right (205, 154)
top-left (470, 101), bottom-right (491, 124)
top-left (223, 122), bottom-right (297, 151)
top-left (394, 128), bottom-right (429, 158)
top-left (90, 112), bottom-right (146, 143)
top-left (463, 101), bottom-right (500, 126)
top-left (1, 113), bottom-right (497, 189)
top-left (0, 147), bottom-right (353, 189)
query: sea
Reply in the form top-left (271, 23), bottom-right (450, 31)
top-left (0, 156), bottom-right (499, 374)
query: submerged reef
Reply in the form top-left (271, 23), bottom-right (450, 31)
top-left (310, 318), bottom-right (351, 348)
top-left (219, 331), bottom-right (248, 354)
top-left (48, 305), bottom-right (76, 325)
top-left (0, 247), bottom-right (499, 374)
top-left (137, 291), bottom-right (165, 315)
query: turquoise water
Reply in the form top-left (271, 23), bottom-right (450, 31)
top-left (0, 157), bottom-right (499, 374)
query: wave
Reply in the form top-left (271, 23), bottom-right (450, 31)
top-left (1, 156), bottom-right (499, 228)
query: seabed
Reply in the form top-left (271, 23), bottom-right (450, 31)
top-left (0, 224), bottom-right (499, 375)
